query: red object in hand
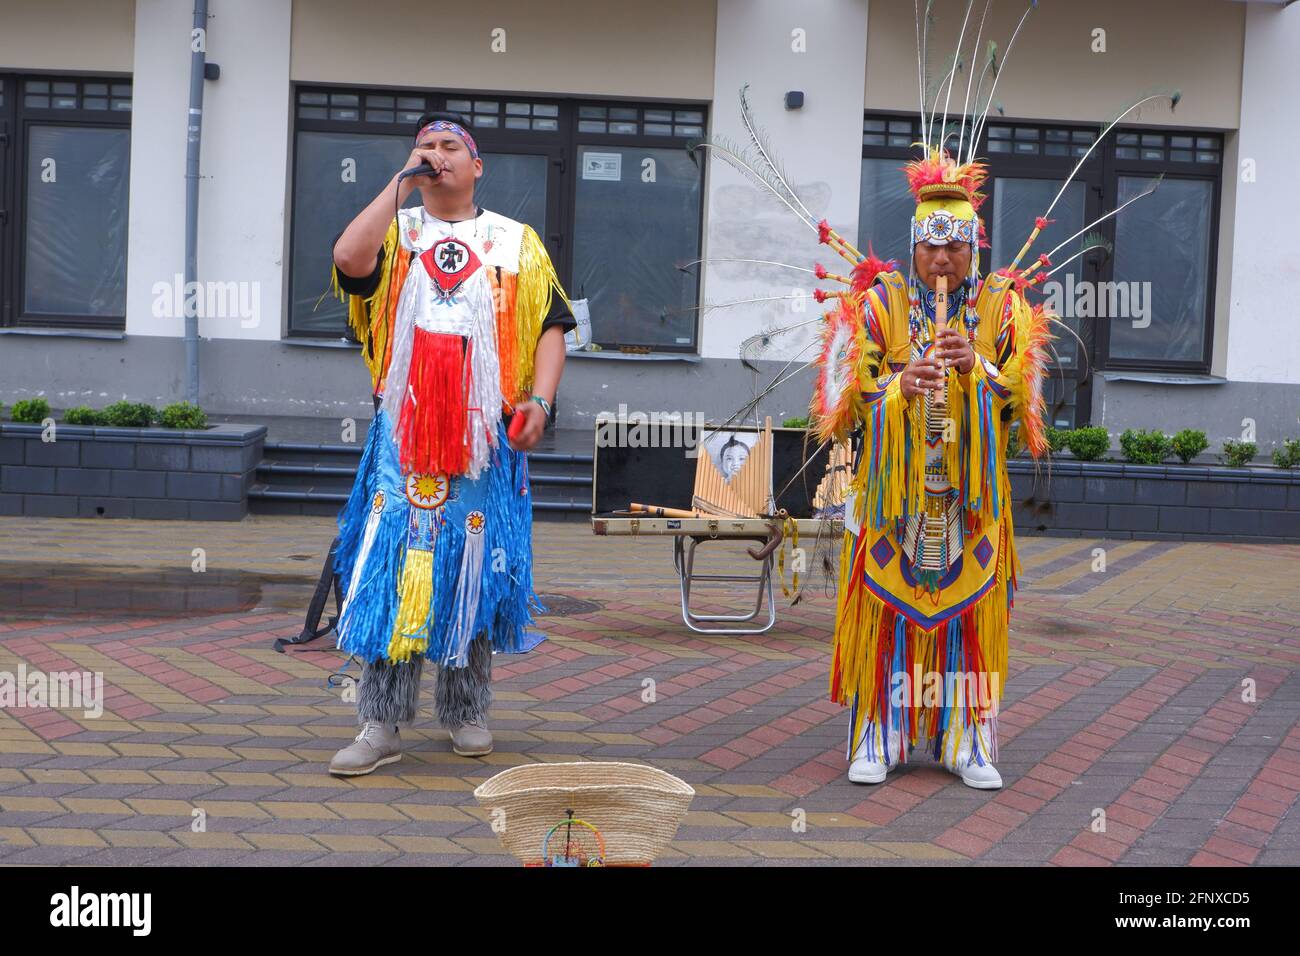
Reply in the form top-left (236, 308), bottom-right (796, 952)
top-left (508, 412), bottom-right (527, 444)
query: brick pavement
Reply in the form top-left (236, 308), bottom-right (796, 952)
top-left (0, 516), bottom-right (1297, 866)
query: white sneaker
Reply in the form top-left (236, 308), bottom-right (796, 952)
top-left (942, 733), bottom-right (1002, 790)
top-left (956, 761), bottom-right (1003, 789)
top-left (848, 729), bottom-right (901, 785)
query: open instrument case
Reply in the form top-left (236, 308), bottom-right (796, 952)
top-left (588, 417), bottom-right (846, 634)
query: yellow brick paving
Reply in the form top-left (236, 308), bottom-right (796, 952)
top-left (1, 515), bottom-right (1298, 866)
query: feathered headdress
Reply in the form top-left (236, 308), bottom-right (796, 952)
top-left (683, 1), bottom-right (1179, 465)
top-left (904, 147), bottom-right (988, 212)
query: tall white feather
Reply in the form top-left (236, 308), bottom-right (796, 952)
top-left (738, 85), bottom-right (817, 227)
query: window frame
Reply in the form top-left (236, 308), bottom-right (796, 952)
top-left (1096, 128), bottom-right (1223, 374)
top-left (978, 119), bottom-right (1106, 429)
top-left (0, 77), bottom-right (12, 329)
top-left (568, 123), bottom-right (708, 352)
top-left (2, 72), bottom-right (133, 331)
top-left (288, 83), bottom-right (708, 351)
top-left (860, 109), bottom-right (1224, 426)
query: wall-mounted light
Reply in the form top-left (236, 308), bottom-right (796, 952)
top-left (784, 91), bottom-right (804, 110)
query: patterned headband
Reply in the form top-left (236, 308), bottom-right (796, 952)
top-left (912, 209), bottom-right (978, 247)
top-left (415, 120), bottom-right (479, 159)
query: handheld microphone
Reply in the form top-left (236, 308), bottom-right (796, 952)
top-left (398, 163), bottom-right (442, 182)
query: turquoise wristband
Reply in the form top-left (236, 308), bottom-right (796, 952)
top-left (530, 394), bottom-right (553, 422)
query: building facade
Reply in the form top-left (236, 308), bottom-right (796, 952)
top-left (1, 0), bottom-right (1296, 456)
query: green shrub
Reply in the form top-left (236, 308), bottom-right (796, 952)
top-left (10, 398), bottom-right (51, 423)
top-left (159, 401), bottom-right (208, 430)
top-left (1171, 429), bottom-right (1209, 464)
top-left (1271, 438), bottom-right (1300, 469)
top-left (1045, 426), bottom-right (1070, 454)
top-left (1119, 428), bottom-right (1173, 465)
top-left (782, 416), bottom-right (809, 429)
top-left (63, 406), bottom-right (108, 426)
top-left (1220, 439), bottom-right (1257, 468)
top-left (102, 401), bottom-right (158, 428)
top-left (1064, 426), bottom-right (1110, 461)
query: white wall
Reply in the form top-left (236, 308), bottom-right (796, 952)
top-left (195, 0), bottom-right (292, 341)
top-left (124, 0), bottom-right (291, 342)
top-left (700, 0), bottom-right (870, 364)
top-left (123, 0), bottom-right (192, 338)
top-left (1225, 2), bottom-right (1300, 386)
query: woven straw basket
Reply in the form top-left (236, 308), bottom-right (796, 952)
top-left (473, 762), bottom-right (695, 865)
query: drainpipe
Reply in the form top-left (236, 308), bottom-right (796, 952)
top-left (184, 0), bottom-right (210, 405)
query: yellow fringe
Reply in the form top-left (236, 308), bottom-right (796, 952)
top-left (512, 225), bottom-right (571, 404)
top-left (832, 533), bottom-right (888, 752)
top-left (943, 368), bottom-right (964, 491)
top-left (988, 292), bottom-right (1034, 416)
top-left (848, 380), bottom-right (926, 532)
top-left (386, 548), bottom-right (433, 663)
top-left (330, 219), bottom-right (402, 392)
top-left (830, 531), bottom-right (866, 703)
top-left (915, 362), bottom-right (1011, 527)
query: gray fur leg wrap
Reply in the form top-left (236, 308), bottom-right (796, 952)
top-left (357, 656), bottom-right (424, 726)
top-left (434, 635), bottom-right (493, 728)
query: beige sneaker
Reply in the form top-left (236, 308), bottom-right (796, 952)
top-left (449, 717), bottom-right (493, 756)
top-left (329, 721), bottom-right (402, 776)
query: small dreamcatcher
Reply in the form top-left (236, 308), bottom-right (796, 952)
top-left (541, 810), bottom-right (606, 867)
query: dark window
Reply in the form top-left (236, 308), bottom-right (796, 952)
top-left (858, 156), bottom-right (913, 267)
top-left (290, 130), bottom-right (421, 336)
top-left (289, 86), bottom-right (707, 351)
top-left (1108, 175), bottom-right (1214, 365)
top-left (0, 74), bottom-right (132, 329)
top-left (988, 176), bottom-right (1091, 428)
top-left (572, 143), bottom-right (701, 350)
top-left (861, 111), bottom-right (1223, 427)
top-left (1100, 133), bottom-right (1221, 375)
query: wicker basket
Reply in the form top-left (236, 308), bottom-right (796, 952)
top-left (473, 762), bottom-right (695, 865)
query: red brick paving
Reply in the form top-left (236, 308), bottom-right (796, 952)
top-left (0, 523), bottom-right (1297, 865)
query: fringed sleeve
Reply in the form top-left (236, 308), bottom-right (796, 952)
top-left (841, 287), bottom-right (925, 532)
top-left (329, 218), bottom-right (406, 393)
top-left (999, 296), bottom-right (1054, 460)
top-left (949, 289), bottom-right (1054, 523)
top-left (510, 225), bottom-right (572, 404)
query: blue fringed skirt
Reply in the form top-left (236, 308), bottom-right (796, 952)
top-left (332, 409), bottom-right (545, 667)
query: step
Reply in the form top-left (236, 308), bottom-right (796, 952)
top-left (248, 483), bottom-right (592, 518)
top-left (260, 443), bottom-right (593, 468)
top-left (248, 500), bottom-right (590, 520)
top-left (250, 432), bottom-right (593, 521)
top-left (253, 465), bottom-right (590, 490)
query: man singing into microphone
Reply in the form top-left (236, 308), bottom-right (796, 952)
top-left (326, 112), bottom-right (574, 775)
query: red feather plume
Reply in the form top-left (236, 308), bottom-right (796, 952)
top-left (902, 148), bottom-right (988, 208)
top-left (850, 244), bottom-right (898, 294)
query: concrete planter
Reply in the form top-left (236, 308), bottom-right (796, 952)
top-left (0, 422), bottom-right (266, 520)
top-left (1008, 457), bottom-right (1300, 542)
